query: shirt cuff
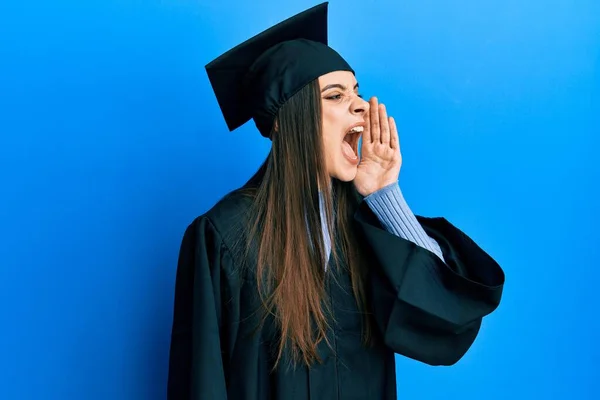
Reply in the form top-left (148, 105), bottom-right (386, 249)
top-left (364, 182), bottom-right (445, 261)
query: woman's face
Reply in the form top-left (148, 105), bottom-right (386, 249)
top-left (318, 70), bottom-right (369, 182)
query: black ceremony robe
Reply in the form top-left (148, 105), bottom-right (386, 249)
top-left (166, 189), bottom-right (505, 399)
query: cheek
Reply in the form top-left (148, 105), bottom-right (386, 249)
top-left (322, 126), bottom-right (340, 161)
top-left (321, 110), bottom-right (341, 149)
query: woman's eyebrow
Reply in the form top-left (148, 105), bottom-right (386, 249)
top-left (321, 83), bottom-right (360, 92)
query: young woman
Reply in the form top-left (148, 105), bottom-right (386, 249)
top-left (167, 3), bottom-right (505, 399)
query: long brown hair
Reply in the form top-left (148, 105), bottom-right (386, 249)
top-left (240, 78), bottom-right (371, 369)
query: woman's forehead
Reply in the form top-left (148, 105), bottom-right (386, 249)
top-left (318, 71), bottom-right (357, 88)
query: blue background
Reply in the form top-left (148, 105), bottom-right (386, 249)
top-left (1, 0), bottom-right (598, 398)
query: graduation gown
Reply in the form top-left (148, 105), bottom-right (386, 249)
top-left (166, 190), bottom-right (505, 399)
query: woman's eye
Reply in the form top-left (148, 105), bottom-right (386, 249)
top-left (325, 93), bottom-right (362, 100)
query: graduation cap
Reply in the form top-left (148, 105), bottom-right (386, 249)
top-left (205, 2), bottom-right (354, 138)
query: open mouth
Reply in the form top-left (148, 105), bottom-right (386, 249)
top-left (342, 125), bottom-right (363, 163)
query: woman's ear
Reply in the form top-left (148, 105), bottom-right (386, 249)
top-left (274, 119), bottom-right (279, 132)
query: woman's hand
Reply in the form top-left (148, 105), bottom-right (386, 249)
top-left (353, 97), bottom-right (402, 197)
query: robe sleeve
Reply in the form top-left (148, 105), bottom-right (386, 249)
top-left (353, 201), bottom-right (505, 366)
top-left (167, 216), bottom-right (238, 399)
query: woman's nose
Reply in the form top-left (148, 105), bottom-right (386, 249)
top-left (351, 96), bottom-right (369, 115)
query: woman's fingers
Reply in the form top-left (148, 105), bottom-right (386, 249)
top-left (363, 105), bottom-right (371, 143)
top-left (367, 97), bottom-right (397, 149)
top-left (379, 104), bottom-right (390, 145)
top-left (369, 97), bottom-right (380, 143)
top-left (389, 116), bottom-right (399, 150)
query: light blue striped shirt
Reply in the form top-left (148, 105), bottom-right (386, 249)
top-left (319, 183), bottom-right (445, 263)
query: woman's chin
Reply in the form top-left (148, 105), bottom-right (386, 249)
top-left (331, 164), bottom-right (358, 182)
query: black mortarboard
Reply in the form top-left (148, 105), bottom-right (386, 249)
top-left (205, 2), bottom-right (354, 138)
